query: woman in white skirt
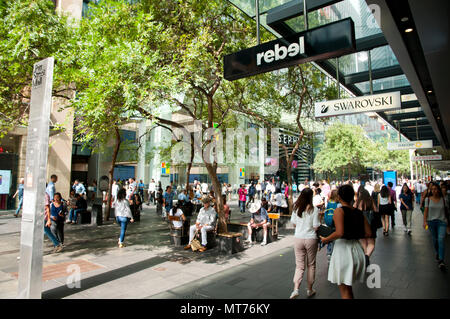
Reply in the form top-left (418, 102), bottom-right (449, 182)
top-left (320, 184), bottom-right (371, 299)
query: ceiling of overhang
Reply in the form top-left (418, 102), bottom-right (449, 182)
top-left (226, 0), bottom-right (449, 154)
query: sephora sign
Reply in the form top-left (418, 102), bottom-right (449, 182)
top-left (224, 18), bottom-right (356, 81)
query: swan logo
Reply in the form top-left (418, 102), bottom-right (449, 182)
top-left (321, 105), bottom-right (329, 114)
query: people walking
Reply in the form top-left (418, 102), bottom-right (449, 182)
top-left (399, 183), bottom-right (414, 235)
top-left (12, 178), bottom-right (24, 217)
top-left (323, 189), bottom-right (340, 261)
top-left (378, 185), bottom-right (392, 236)
top-left (355, 188), bottom-right (379, 265)
top-left (46, 174), bottom-right (58, 201)
top-left (111, 179), bottom-right (119, 206)
top-left (423, 183), bottom-right (448, 271)
top-left (289, 188), bottom-right (320, 299)
top-left (320, 184), bottom-right (371, 299)
top-left (163, 185), bottom-right (175, 219)
top-left (50, 193), bottom-right (66, 246)
top-left (238, 184), bottom-right (247, 213)
top-left (246, 182), bottom-right (256, 208)
top-left (387, 182), bottom-right (397, 228)
top-left (115, 188), bottom-right (134, 248)
top-left (43, 192), bottom-right (63, 253)
top-left (148, 179), bottom-right (156, 205)
top-left (156, 182), bottom-right (163, 216)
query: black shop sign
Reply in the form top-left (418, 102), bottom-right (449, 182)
top-left (224, 18), bottom-right (356, 81)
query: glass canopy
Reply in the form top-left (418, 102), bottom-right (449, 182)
top-left (226, 0), bottom-right (438, 145)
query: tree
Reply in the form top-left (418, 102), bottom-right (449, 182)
top-left (65, 0), bottom-right (172, 219)
top-left (313, 122), bottom-right (372, 180)
top-left (0, 0), bottom-right (75, 136)
top-left (134, 0), bottom-right (279, 232)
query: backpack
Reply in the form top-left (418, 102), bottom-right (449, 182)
top-left (324, 201), bottom-right (338, 227)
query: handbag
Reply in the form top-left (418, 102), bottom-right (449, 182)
top-left (190, 230), bottom-right (203, 251)
top-left (316, 224), bottom-right (335, 238)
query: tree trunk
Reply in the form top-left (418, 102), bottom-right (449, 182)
top-left (105, 127), bottom-right (121, 221)
top-left (205, 163), bottom-right (227, 233)
top-left (185, 137), bottom-right (195, 194)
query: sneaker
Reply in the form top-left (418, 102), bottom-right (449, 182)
top-left (71, 221), bottom-right (76, 224)
top-left (407, 230), bottom-right (412, 236)
top-left (438, 261), bottom-right (446, 271)
top-left (54, 245), bottom-right (63, 253)
top-left (119, 243), bottom-right (124, 248)
top-left (261, 241), bottom-right (267, 246)
top-left (306, 289), bottom-right (316, 297)
top-left (245, 239), bottom-right (253, 245)
top-left (66, 221), bottom-right (72, 224)
top-left (14, 214), bottom-right (18, 218)
top-left (289, 289), bottom-right (299, 299)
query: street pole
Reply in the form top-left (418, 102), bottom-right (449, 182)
top-left (255, 0), bottom-right (260, 45)
top-left (409, 149), bottom-right (414, 181)
top-left (17, 57), bottom-right (54, 299)
top-left (303, 0), bottom-right (309, 30)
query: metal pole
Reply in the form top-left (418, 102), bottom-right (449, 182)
top-left (336, 58), bottom-right (340, 99)
top-left (303, 0), bottom-right (309, 30)
top-left (17, 57), bottom-right (54, 299)
top-left (255, 0), bottom-right (260, 45)
top-left (368, 50), bottom-right (373, 95)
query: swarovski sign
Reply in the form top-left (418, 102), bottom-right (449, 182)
top-left (315, 92), bottom-right (401, 118)
top-left (387, 140), bottom-right (433, 150)
top-left (224, 18), bottom-right (355, 81)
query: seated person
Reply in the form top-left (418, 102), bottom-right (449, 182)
top-left (67, 193), bottom-right (87, 224)
top-left (246, 201), bottom-right (270, 246)
top-left (261, 197), bottom-right (273, 213)
top-left (184, 196), bottom-right (217, 252)
top-left (169, 201), bottom-right (186, 229)
top-left (222, 195), bottom-right (230, 222)
top-left (178, 190), bottom-right (190, 205)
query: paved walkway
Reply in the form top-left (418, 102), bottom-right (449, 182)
top-left (0, 202), bottom-right (449, 299)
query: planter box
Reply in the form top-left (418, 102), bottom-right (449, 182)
top-left (217, 232), bottom-right (244, 255)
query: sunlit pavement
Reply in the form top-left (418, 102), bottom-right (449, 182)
top-left (0, 202), bottom-right (449, 299)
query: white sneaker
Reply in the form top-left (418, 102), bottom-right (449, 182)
top-left (261, 241), bottom-right (267, 246)
top-left (246, 239), bottom-right (253, 245)
top-left (306, 289), bottom-right (316, 297)
top-left (289, 289), bottom-right (299, 299)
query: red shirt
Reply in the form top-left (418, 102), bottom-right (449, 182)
top-left (238, 188), bottom-right (247, 201)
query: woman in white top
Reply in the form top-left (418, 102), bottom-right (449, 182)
top-left (115, 188), bottom-right (134, 248)
top-left (169, 201), bottom-right (186, 229)
top-left (274, 188), bottom-right (283, 214)
top-left (289, 188), bottom-right (321, 299)
top-left (378, 185), bottom-right (392, 236)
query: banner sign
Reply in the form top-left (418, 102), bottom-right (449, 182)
top-left (315, 91), bottom-right (401, 118)
top-left (383, 171), bottom-right (397, 188)
top-left (0, 170), bottom-right (11, 194)
top-left (387, 140), bottom-right (433, 150)
top-left (411, 155), bottom-right (442, 161)
top-left (224, 18), bottom-right (355, 81)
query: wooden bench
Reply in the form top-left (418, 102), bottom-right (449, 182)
top-left (216, 232), bottom-right (244, 255)
top-left (228, 221), bottom-right (275, 243)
